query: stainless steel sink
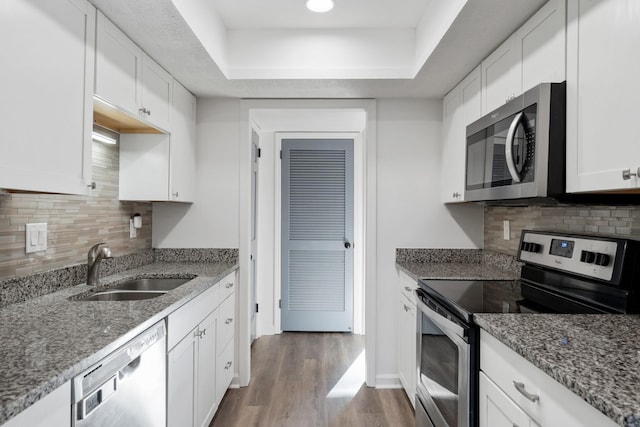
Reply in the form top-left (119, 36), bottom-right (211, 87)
top-left (79, 290), bottom-right (168, 301)
top-left (111, 277), bottom-right (192, 292)
top-left (73, 277), bottom-right (193, 301)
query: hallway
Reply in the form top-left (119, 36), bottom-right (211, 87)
top-left (210, 333), bottom-right (415, 427)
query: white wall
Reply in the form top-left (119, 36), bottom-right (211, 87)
top-left (375, 98), bottom-right (483, 383)
top-left (153, 98), bottom-right (240, 248)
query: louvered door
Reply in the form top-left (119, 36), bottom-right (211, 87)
top-left (281, 139), bottom-right (354, 332)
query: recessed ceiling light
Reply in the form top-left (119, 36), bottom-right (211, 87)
top-left (306, 0), bottom-right (334, 13)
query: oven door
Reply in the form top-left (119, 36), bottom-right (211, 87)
top-left (416, 290), bottom-right (474, 427)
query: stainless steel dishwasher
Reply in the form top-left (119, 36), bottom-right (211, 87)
top-left (72, 320), bottom-right (166, 427)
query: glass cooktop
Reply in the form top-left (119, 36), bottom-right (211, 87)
top-left (417, 279), bottom-right (523, 323)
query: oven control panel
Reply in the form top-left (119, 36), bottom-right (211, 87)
top-left (518, 231), bottom-right (618, 281)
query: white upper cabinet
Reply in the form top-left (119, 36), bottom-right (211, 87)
top-left (566, 0), bottom-right (640, 192)
top-left (482, 0), bottom-right (566, 114)
top-left (119, 80), bottom-right (196, 202)
top-left (0, 0), bottom-right (95, 195)
top-left (170, 80), bottom-right (197, 202)
top-left (441, 66), bottom-right (482, 203)
top-left (141, 54), bottom-right (173, 131)
top-left (95, 11), bottom-right (141, 115)
top-left (481, 35), bottom-right (521, 114)
top-left (95, 12), bottom-right (172, 131)
top-left (518, 0), bottom-right (566, 92)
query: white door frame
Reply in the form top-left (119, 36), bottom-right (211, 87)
top-left (275, 132), bottom-right (364, 334)
top-left (238, 99), bottom-right (377, 387)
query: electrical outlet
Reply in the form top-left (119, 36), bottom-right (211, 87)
top-left (130, 219), bottom-right (137, 239)
top-left (503, 220), bottom-right (510, 240)
top-left (26, 223), bottom-right (47, 253)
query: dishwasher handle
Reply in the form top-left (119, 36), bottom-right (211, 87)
top-left (76, 375), bottom-right (118, 421)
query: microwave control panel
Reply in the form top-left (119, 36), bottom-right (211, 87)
top-left (518, 231), bottom-right (618, 282)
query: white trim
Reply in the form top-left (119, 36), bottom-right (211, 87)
top-left (239, 99), bottom-right (377, 387)
top-left (374, 374), bottom-right (403, 389)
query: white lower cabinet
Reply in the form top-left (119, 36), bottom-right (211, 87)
top-left (480, 330), bottom-right (617, 427)
top-left (479, 372), bottom-right (540, 427)
top-left (167, 273), bottom-right (236, 427)
top-left (2, 382), bottom-right (70, 427)
top-left (396, 269), bottom-right (417, 406)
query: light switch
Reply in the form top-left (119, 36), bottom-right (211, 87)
top-left (25, 223), bottom-right (47, 253)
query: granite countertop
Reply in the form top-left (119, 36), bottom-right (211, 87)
top-left (475, 313), bottom-right (640, 427)
top-left (396, 248), bottom-right (521, 281)
top-left (0, 261), bottom-right (238, 424)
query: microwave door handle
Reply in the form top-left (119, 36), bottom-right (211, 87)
top-left (505, 112), bottom-right (524, 183)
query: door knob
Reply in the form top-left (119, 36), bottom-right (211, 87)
top-left (344, 242), bottom-right (351, 249)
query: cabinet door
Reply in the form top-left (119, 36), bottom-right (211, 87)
top-left (479, 372), bottom-right (540, 427)
top-left (0, 0), bottom-right (95, 195)
top-left (441, 66), bottom-right (482, 203)
top-left (566, 0), bottom-right (640, 192)
top-left (481, 35), bottom-right (521, 114)
top-left (141, 54), bottom-right (172, 131)
top-left (440, 84), bottom-right (463, 203)
top-left (517, 0), bottom-right (566, 92)
top-left (3, 381), bottom-right (70, 427)
top-left (397, 295), bottom-right (416, 406)
top-left (95, 11), bottom-right (142, 114)
top-left (196, 312), bottom-right (217, 427)
top-left (119, 133), bottom-right (170, 201)
top-left (170, 80), bottom-right (197, 202)
top-left (168, 332), bottom-right (197, 427)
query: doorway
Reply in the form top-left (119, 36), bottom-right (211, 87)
top-left (280, 138), bottom-right (355, 332)
top-left (238, 100), bottom-right (378, 388)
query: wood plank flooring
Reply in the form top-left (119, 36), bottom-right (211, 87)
top-left (210, 333), bottom-right (415, 427)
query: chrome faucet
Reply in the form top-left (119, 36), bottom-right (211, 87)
top-left (87, 242), bottom-right (112, 286)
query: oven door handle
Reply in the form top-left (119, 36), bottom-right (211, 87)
top-left (505, 111), bottom-right (524, 183)
top-left (416, 296), bottom-right (467, 343)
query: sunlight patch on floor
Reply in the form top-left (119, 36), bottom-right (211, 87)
top-left (326, 349), bottom-right (366, 399)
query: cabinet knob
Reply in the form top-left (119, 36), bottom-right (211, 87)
top-left (452, 192), bottom-right (461, 198)
top-left (622, 168), bottom-right (640, 180)
top-left (225, 282), bottom-right (234, 289)
top-left (224, 361), bottom-right (232, 370)
top-left (138, 107), bottom-right (151, 116)
top-left (404, 286), bottom-right (412, 292)
top-left (172, 192), bottom-right (179, 198)
top-left (87, 182), bottom-right (96, 190)
top-left (225, 318), bottom-right (233, 325)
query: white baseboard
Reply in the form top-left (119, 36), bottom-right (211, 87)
top-left (375, 374), bottom-right (403, 389)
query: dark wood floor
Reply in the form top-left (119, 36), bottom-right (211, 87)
top-left (210, 333), bottom-right (415, 427)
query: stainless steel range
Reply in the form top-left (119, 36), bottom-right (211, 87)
top-left (415, 230), bottom-right (640, 427)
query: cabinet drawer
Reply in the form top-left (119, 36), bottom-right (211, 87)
top-left (216, 294), bottom-right (235, 355)
top-left (398, 269), bottom-right (418, 304)
top-left (480, 330), bottom-right (617, 427)
top-left (219, 272), bottom-right (236, 302)
top-left (216, 340), bottom-right (234, 401)
top-left (168, 284), bottom-right (219, 350)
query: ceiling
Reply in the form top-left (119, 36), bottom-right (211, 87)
top-left (89, 0), bottom-right (547, 99)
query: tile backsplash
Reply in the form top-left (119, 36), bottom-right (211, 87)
top-left (0, 141), bottom-right (152, 280)
top-left (485, 204), bottom-right (640, 256)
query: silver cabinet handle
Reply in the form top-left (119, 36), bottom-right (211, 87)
top-left (404, 286), bottom-right (412, 292)
top-left (196, 328), bottom-right (207, 338)
top-left (513, 381), bottom-right (540, 403)
top-left (225, 318), bottom-right (233, 324)
top-left (622, 168), bottom-right (640, 180)
top-left (224, 361), bottom-right (232, 370)
top-left (403, 304), bottom-right (410, 312)
top-left (172, 192), bottom-right (179, 198)
top-left (138, 107), bottom-right (151, 116)
top-left (225, 282), bottom-right (234, 289)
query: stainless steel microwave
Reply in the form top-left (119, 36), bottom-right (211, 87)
top-left (465, 82), bottom-right (566, 202)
